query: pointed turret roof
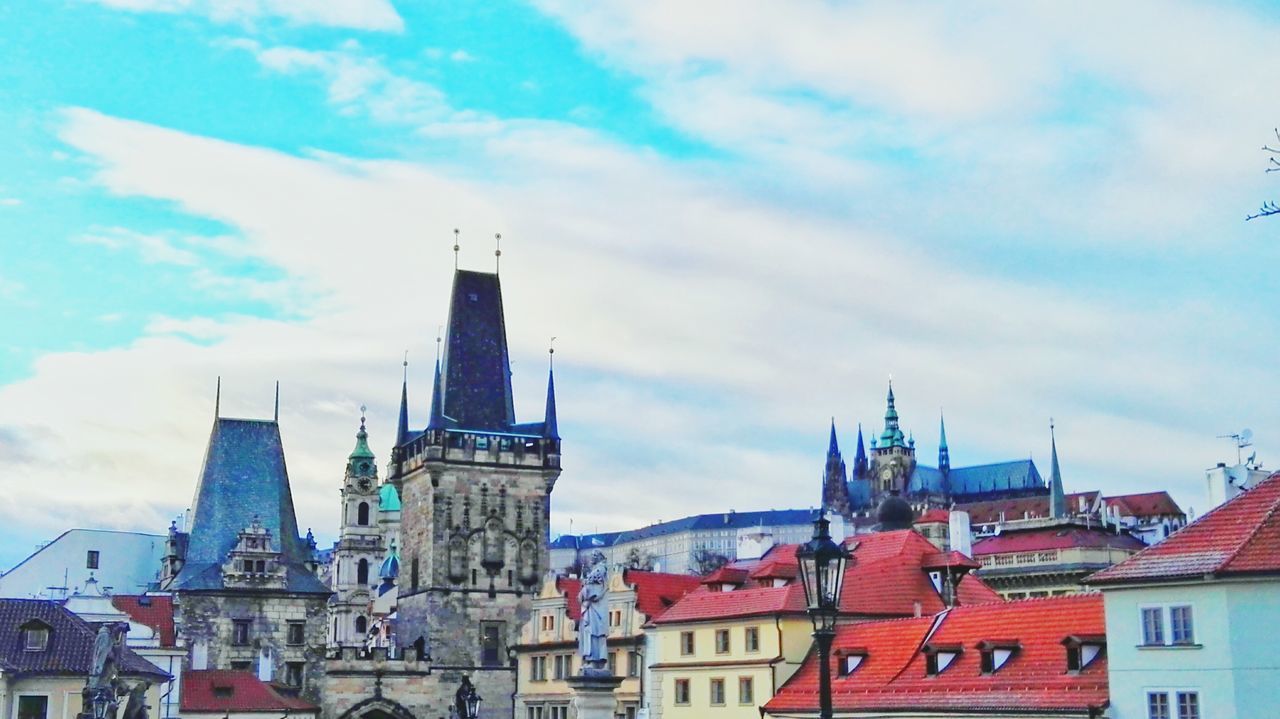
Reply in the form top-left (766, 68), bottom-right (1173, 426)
top-left (938, 412), bottom-right (951, 474)
top-left (174, 416), bottom-right (328, 593)
top-left (347, 411), bottom-right (376, 478)
top-left (439, 270), bottom-right (515, 431)
top-left (543, 363), bottom-right (559, 439)
top-left (427, 357), bottom-right (446, 431)
top-left (827, 419), bottom-right (840, 456)
top-left (396, 365), bottom-right (410, 445)
top-left (1049, 423), bottom-right (1066, 519)
top-left (880, 379), bottom-right (907, 449)
top-left (853, 423), bottom-right (868, 477)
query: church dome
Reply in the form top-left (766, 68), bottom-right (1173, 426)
top-left (379, 482), bottom-right (401, 512)
top-left (876, 494), bottom-right (915, 531)
top-left (379, 549), bottom-right (400, 580)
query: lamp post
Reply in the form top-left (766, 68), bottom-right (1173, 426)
top-left (454, 676), bottom-right (481, 719)
top-left (796, 516), bottom-right (849, 719)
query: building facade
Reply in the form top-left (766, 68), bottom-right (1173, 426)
top-left (329, 413), bottom-right (390, 648)
top-left (0, 529), bottom-right (166, 599)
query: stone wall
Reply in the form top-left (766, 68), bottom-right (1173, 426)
top-left (323, 652), bottom-right (517, 719)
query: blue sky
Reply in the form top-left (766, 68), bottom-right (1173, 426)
top-left (1, 0), bottom-right (1278, 572)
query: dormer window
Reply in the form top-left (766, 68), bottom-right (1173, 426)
top-left (1062, 635), bottom-right (1106, 673)
top-left (923, 644), bottom-right (962, 676)
top-left (837, 649), bottom-right (867, 676)
top-left (976, 640), bottom-right (1020, 674)
top-left (21, 621), bottom-right (50, 652)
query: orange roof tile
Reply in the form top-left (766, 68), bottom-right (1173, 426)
top-left (181, 671), bottom-right (318, 714)
top-left (111, 595), bottom-right (176, 647)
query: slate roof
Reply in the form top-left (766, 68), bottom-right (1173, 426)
top-left (440, 270), bottom-right (516, 432)
top-left (0, 598), bottom-right (168, 679)
top-left (111, 595), bottom-right (176, 647)
top-left (1088, 472), bottom-right (1280, 585)
top-left (948, 460), bottom-right (1045, 497)
top-left (972, 525), bottom-right (1147, 556)
top-left (181, 670), bottom-right (318, 713)
top-left (173, 418), bottom-right (328, 594)
top-left (764, 595), bottom-right (1108, 715)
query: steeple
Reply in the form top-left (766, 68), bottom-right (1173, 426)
top-left (879, 378), bottom-right (906, 449)
top-left (427, 357), bottom-right (445, 431)
top-left (439, 270), bottom-right (516, 431)
top-left (821, 418), bottom-right (851, 518)
top-left (827, 418), bottom-right (840, 456)
top-left (396, 358), bottom-right (410, 445)
top-left (543, 350), bottom-right (559, 440)
top-left (347, 407), bottom-right (376, 478)
top-left (852, 423), bottom-right (868, 478)
top-left (938, 412), bottom-right (951, 475)
top-left (1049, 420), bottom-right (1066, 519)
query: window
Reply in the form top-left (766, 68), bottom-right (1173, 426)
top-left (232, 620), bottom-right (251, 646)
top-left (1148, 692), bottom-right (1170, 719)
top-left (610, 608), bottom-right (623, 627)
top-left (549, 707), bottom-right (568, 719)
top-left (230, 661), bottom-right (251, 670)
top-left (357, 559), bottom-right (370, 585)
top-left (627, 650), bottom-right (641, 678)
top-left (355, 616), bottom-right (368, 635)
top-left (553, 654), bottom-right (568, 680)
top-left (745, 626), bottom-right (760, 653)
top-left (924, 647), bottom-right (960, 676)
top-left (1176, 691), bottom-right (1199, 719)
top-left (715, 629), bottom-right (730, 654)
top-left (526, 707), bottom-right (543, 719)
top-left (480, 622), bottom-right (505, 666)
top-left (738, 676), bottom-right (754, 704)
top-left (23, 626), bottom-right (49, 652)
top-left (680, 631), bottom-right (695, 655)
top-left (839, 653), bottom-right (864, 676)
top-left (608, 651), bottom-right (618, 676)
top-left (674, 679), bottom-right (691, 705)
top-left (357, 502), bottom-right (370, 526)
top-left (1170, 606), bottom-right (1194, 645)
top-left (86, 550), bottom-right (100, 569)
top-left (530, 655), bottom-right (547, 681)
top-left (710, 678), bottom-right (726, 705)
top-left (1141, 608), bottom-right (1165, 646)
top-left (16, 696), bottom-right (47, 719)
top-left (284, 662), bottom-right (304, 688)
top-left (540, 614), bottom-right (554, 632)
top-left (287, 621), bottom-right (305, 646)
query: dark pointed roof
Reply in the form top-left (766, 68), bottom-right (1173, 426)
top-left (1049, 425), bottom-right (1066, 519)
top-left (543, 365), bottom-right (559, 439)
top-left (173, 418), bottom-right (328, 594)
top-left (440, 270), bottom-right (515, 431)
top-left (853, 423), bottom-right (868, 477)
top-left (396, 371), bottom-right (410, 445)
top-left (427, 358), bottom-right (445, 431)
top-left (827, 419), bottom-right (840, 456)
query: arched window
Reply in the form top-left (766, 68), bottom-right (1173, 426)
top-left (357, 502), bottom-right (370, 526)
top-left (357, 558), bottom-right (369, 585)
top-left (355, 616), bottom-right (367, 635)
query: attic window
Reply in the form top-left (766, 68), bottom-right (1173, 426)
top-left (923, 644), bottom-right (962, 676)
top-left (976, 641), bottom-right (1020, 674)
top-left (22, 623), bottom-right (50, 652)
top-left (837, 650), bottom-right (866, 676)
top-left (212, 685), bottom-right (234, 698)
top-left (1062, 635), bottom-right (1106, 673)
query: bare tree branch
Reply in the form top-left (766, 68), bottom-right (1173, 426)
top-left (1246, 200), bottom-right (1280, 221)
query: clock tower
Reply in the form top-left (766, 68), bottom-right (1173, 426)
top-left (870, 381), bottom-right (916, 498)
top-left (330, 409), bottom-right (385, 647)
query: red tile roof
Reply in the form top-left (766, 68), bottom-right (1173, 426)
top-left (1089, 472), bottom-right (1280, 585)
top-left (958, 492), bottom-right (1099, 525)
top-left (972, 525), bottom-right (1147, 556)
top-left (914, 509), bottom-right (950, 524)
top-left (622, 570), bottom-right (701, 620)
top-left (111, 595), bottom-right (176, 647)
top-left (699, 566), bottom-right (751, 586)
top-left (1103, 491), bottom-right (1184, 519)
top-left (556, 577), bottom-right (582, 621)
top-left (765, 595), bottom-right (1108, 715)
top-left (181, 671), bottom-right (318, 714)
top-left (654, 530), bottom-right (1002, 624)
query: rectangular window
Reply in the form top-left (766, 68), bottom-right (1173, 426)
top-left (530, 655), bottom-right (547, 681)
top-left (86, 550), bottom-right (100, 569)
top-left (627, 651), bottom-right (641, 678)
top-left (230, 661), bottom-right (251, 671)
top-left (1148, 692), bottom-right (1170, 719)
top-left (608, 651), bottom-right (618, 676)
top-left (738, 677), bottom-right (754, 704)
top-left (550, 707), bottom-right (568, 719)
top-left (16, 696), bottom-right (47, 719)
top-left (674, 679), bottom-right (690, 705)
top-left (287, 621), bottom-right (306, 646)
top-left (1141, 608), bottom-right (1164, 646)
top-left (710, 678), bottom-right (726, 706)
top-left (24, 628), bottom-right (49, 652)
top-left (526, 707), bottom-right (543, 719)
top-left (284, 662), bottom-right (304, 688)
top-left (553, 654), bottom-right (566, 680)
top-left (715, 629), bottom-right (730, 654)
top-left (232, 620), bottom-right (251, 646)
top-left (680, 631), bottom-right (695, 655)
top-left (1170, 606), bottom-right (1195, 645)
top-left (480, 622), bottom-right (505, 666)
top-left (1176, 692), bottom-right (1199, 719)
top-left (745, 626), bottom-right (760, 653)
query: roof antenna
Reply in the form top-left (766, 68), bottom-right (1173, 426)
top-left (453, 228), bottom-right (460, 270)
top-left (274, 381), bottom-right (280, 421)
top-left (214, 376), bottom-right (221, 418)
top-left (494, 232), bottom-right (502, 274)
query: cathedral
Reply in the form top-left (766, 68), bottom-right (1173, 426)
top-left (822, 382), bottom-right (1048, 523)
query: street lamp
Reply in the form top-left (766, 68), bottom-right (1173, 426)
top-left (453, 676), bottom-right (482, 719)
top-left (796, 516), bottom-right (849, 719)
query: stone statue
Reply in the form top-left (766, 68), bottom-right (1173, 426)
top-left (89, 624), bottom-right (122, 689)
top-left (577, 551), bottom-right (609, 675)
top-left (121, 682), bottom-right (149, 719)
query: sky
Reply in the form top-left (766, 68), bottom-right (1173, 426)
top-left (1, 0), bottom-right (1279, 571)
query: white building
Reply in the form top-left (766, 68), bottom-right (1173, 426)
top-left (0, 528), bottom-right (166, 599)
top-left (1087, 471), bottom-right (1280, 719)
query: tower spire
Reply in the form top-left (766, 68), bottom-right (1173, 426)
top-left (880, 377), bottom-right (905, 448)
top-left (427, 356), bottom-right (445, 431)
top-left (827, 417), bottom-right (839, 456)
top-left (214, 376), bottom-right (221, 418)
top-left (822, 418), bottom-right (851, 517)
top-left (543, 338), bottom-right (558, 440)
top-left (348, 405), bottom-right (376, 476)
top-left (274, 381), bottom-right (280, 422)
top-left (853, 422), bottom-right (868, 478)
top-left (397, 353), bottom-right (410, 445)
top-left (938, 411), bottom-right (950, 475)
top-left (1049, 418), bottom-right (1066, 519)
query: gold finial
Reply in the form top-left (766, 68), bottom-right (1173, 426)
top-left (453, 228), bottom-right (460, 270)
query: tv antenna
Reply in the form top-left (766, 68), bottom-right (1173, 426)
top-left (1216, 428), bottom-right (1253, 465)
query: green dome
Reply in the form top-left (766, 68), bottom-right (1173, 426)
top-left (379, 482), bottom-right (401, 512)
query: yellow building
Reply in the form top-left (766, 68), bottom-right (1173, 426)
top-left (514, 570), bottom-right (699, 719)
top-left (971, 522), bottom-right (1147, 599)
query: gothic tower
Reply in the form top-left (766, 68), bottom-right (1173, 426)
top-left (870, 380), bottom-right (916, 500)
top-left (329, 410), bottom-right (385, 648)
top-left (821, 420), bottom-right (853, 518)
top-left (389, 268), bottom-right (560, 718)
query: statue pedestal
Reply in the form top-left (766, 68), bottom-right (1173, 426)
top-left (566, 675), bottom-right (623, 719)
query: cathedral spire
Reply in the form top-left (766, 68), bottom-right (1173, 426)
top-left (853, 423), bottom-right (868, 478)
top-left (938, 411), bottom-right (951, 475)
top-left (880, 378), bottom-right (906, 449)
top-left (543, 343), bottom-right (559, 440)
top-left (827, 418), bottom-right (840, 457)
top-left (1049, 419), bottom-right (1066, 519)
top-left (822, 418), bottom-right (851, 517)
top-left (396, 356), bottom-right (410, 445)
top-left (427, 357), bottom-right (445, 431)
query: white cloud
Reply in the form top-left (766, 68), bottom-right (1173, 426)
top-left (449, 49), bottom-right (475, 63)
top-left (79, 227), bottom-right (202, 266)
top-left (0, 105), bottom-right (1267, 561)
top-left (85, 0), bottom-right (403, 32)
top-left (0, 198), bottom-right (21, 207)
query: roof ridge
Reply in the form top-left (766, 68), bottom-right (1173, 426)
top-left (1219, 480), bottom-right (1280, 573)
